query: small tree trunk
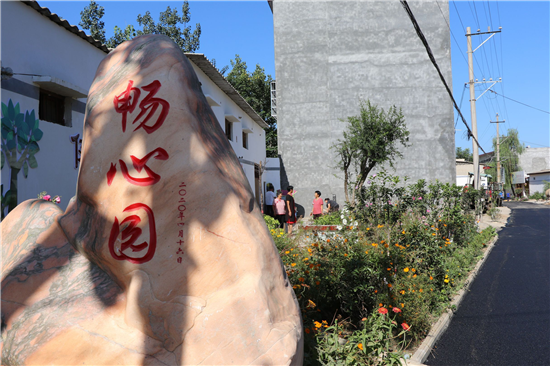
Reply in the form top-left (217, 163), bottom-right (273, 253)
top-left (344, 169), bottom-right (350, 203)
top-left (8, 166), bottom-right (19, 213)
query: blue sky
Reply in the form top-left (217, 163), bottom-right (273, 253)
top-left (41, 1), bottom-right (549, 153)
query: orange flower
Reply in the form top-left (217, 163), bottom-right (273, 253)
top-left (401, 323), bottom-right (410, 331)
top-left (411, 268), bottom-right (416, 272)
top-left (388, 284), bottom-right (392, 288)
top-left (344, 253), bottom-right (348, 257)
top-left (299, 277), bottom-right (305, 282)
top-left (379, 303), bottom-right (383, 307)
top-left (309, 264), bottom-right (314, 269)
top-left (400, 290), bottom-right (405, 294)
top-left (291, 263), bottom-right (296, 267)
top-left (327, 239), bottom-right (330, 243)
top-left (374, 290), bottom-right (378, 293)
top-left (358, 343), bottom-right (364, 350)
top-left (344, 239), bottom-right (348, 243)
top-left (305, 328), bottom-right (311, 334)
top-left (429, 276), bottom-right (433, 280)
top-left (315, 281), bottom-right (320, 285)
top-left (403, 267), bottom-right (409, 273)
top-left (365, 250), bottom-right (369, 254)
top-left (314, 321), bottom-right (322, 328)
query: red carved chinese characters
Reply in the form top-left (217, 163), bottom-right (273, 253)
top-left (113, 80), bottom-right (141, 133)
top-left (108, 203), bottom-right (157, 264)
top-left (106, 79), bottom-right (172, 264)
top-left (113, 80), bottom-right (170, 134)
top-left (107, 148), bottom-right (169, 186)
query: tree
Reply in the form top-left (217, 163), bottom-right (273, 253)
top-left (80, 1), bottom-right (201, 52)
top-left (486, 128), bottom-right (524, 193)
top-left (332, 100), bottom-right (410, 204)
top-left (225, 55), bottom-right (277, 158)
top-left (79, 0), bottom-right (106, 44)
top-left (1, 100), bottom-right (42, 219)
top-left (456, 147), bottom-right (473, 161)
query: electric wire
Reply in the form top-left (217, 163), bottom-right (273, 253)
top-left (488, 90), bottom-right (550, 114)
top-left (436, 0), bottom-right (468, 66)
top-left (400, 0), bottom-right (486, 154)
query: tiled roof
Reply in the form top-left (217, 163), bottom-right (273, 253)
top-left (186, 53), bottom-right (269, 129)
top-left (22, 0), bottom-right (109, 53)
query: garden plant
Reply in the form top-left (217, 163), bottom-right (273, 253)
top-left (266, 172), bottom-right (496, 365)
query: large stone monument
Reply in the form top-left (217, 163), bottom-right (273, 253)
top-left (1, 35), bottom-right (303, 365)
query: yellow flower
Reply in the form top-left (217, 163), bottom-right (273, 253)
top-left (303, 257), bottom-right (309, 261)
top-left (285, 251), bottom-right (290, 254)
top-left (400, 290), bottom-right (405, 294)
top-left (372, 243), bottom-right (378, 247)
top-left (365, 250), bottom-right (369, 254)
top-left (314, 321), bottom-right (322, 329)
top-left (402, 231), bottom-right (406, 234)
top-left (411, 268), bottom-right (416, 272)
top-left (444, 279), bottom-right (450, 283)
top-left (307, 299), bottom-right (316, 309)
top-left (358, 343), bottom-right (364, 351)
top-left (291, 263), bottom-right (296, 267)
top-left (413, 274), bottom-right (417, 278)
top-left (403, 267), bottom-right (409, 273)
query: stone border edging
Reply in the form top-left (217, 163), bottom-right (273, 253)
top-left (408, 234), bottom-right (499, 365)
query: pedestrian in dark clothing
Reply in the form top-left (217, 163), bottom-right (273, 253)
top-left (285, 186), bottom-right (297, 234)
top-left (324, 198), bottom-right (340, 213)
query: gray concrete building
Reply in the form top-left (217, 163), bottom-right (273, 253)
top-left (519, 147), bottom-right (550, 174)
top-left (272, 0), bottom-right (455, 215)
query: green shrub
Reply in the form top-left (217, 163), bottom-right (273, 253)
top-left (529, 191), bottom-right (545, 200)
top-left (313, 212), bottom-right (342, 225)
top-left (264, 214), bottom-right (279, 231)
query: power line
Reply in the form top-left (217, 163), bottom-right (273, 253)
top-left (488, 90), bottom-right (550, 114)
top-left (400, 0), bottom-right (486, 154)
top-left (436, 0), bottom-right (468, 66)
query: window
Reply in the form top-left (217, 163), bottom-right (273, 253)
top-left (39, 89), bottom-right (66, 126)
top-left (242, 131), bottom-right (248, 149)
top-left (225, 119), bottom-right (232, 141)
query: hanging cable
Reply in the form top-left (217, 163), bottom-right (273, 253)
top-left (400, 0), bottom-right (486, 154)
top-left (488, 90), bottom-right (550, 114)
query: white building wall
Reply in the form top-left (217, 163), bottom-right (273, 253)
top-left (189, 62), bottom-right (267, 200)
top-left (1, 1), bottom-right (107, 210)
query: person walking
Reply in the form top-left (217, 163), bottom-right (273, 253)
top-left (285, 186), bottom-right (297, 234)
top-left (274, 191), bottom-right (286, 229)
top-left (310, 190), bottom-right (324, 220)
top-left (264, 185), bottom-right (276, 217)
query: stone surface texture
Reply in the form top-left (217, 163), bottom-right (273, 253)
top-left (273, 1), bottom-right (455, 212)
top-left (1, 35), bottom-right (303, 365)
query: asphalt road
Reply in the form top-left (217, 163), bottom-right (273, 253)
top-left (426, 202), bottom-right (550, 366)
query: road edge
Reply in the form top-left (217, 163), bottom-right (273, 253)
top-left (408, 233), bottom-right (500, 365)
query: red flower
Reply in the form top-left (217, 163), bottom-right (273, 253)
top-left (401, 323), bottom-right (410, 331)
top-left (392, 307), bottom-right (402, 313)
top-left (378, 307), bottom-right (388, 315)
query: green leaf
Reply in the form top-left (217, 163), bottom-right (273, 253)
top-left (1, 116), bottom-right (13, 129)
top-left (14, 103), bottom-right (20, 116)
top-left (1, 124), bottom-right (12, 139)
top-left (1, 102), bottom-right (7, 119)
top-left (28, 141), bottom-right (40, 154)
top-left (32, 128), bottom-right (43, 141)
top-left (23, 160), bottom-right (28, 178)
top-left (25, 111), bottom-right (34, 130)
top-left (6, 138), bottom-right (15, 151)
top-left (17, 135), bottom-right (28, 148)
top-left (7, 100), bottom-right (15, 121)
top-left (28, 154), bottom-right (38, 169)
top-left (16, 119), bottom-right (29, 139)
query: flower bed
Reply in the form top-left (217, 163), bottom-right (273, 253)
top-left (266, 174), bottom-right (496, 365)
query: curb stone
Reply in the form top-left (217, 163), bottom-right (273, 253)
top-left (404, 233), bottom-right (500, 365)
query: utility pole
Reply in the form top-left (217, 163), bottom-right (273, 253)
top-left (490, 114), bottom-right (505, 184)
top-left (466, 27), bottom-right (479, 188)
top-left (466, 26), bottom-right (502, 189)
